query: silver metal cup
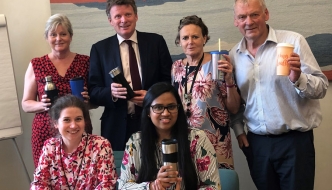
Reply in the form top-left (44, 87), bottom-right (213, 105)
top-left (161, 139), bottom-right (178, 177)
top-left (210, 50), bottom-right (229, 81)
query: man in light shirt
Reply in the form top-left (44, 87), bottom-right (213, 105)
top-left (88, 0), bottom-right (172, 151)
top-left (229, 0), bottom-right (328, 189)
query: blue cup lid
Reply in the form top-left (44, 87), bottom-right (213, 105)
top-left (210, 50), bottom-right (229, 55)
top-left (70, 76), bottom-right (83, 81)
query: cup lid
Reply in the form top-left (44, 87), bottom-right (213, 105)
top-left (161, 139), bottom-right (178, 145)
top-left (276, 43), bottom-right (294, 48)
top-left (210, 50), bottom-right (229, 55)
top-left (70, 76), bottom-right (83, 81)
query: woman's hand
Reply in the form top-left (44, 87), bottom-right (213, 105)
top-left (218, 54), bottom-right (234, 84)
top-left (175, 177), bottom-right (182, 190)
top-left (41, 94), bottom-right (51, 111)
top-left (155, 165), bottom-right (179, 189)
top-left (82, 87), bottom-right (90, 103)
top-left (149, 179), bottom-right (165, 190)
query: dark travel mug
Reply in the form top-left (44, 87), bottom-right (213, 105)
top-left (109, 67), bottom-right (136, 100)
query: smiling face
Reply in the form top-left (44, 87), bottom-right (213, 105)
top-left (149, 92), bottom-right (178, 137)
top-left (47, 24), bottom-right (72, 53)
top-left (108, 4), bottom-right (138, 39)
top-left (234, 0), bottom-right (269, 44)
top-left (179, 24), bottom-right (207, 59)
top-left (55, 107), bottom-right (85, 148)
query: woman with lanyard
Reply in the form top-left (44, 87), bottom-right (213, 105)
top-left (172, 15), bottom-right (240, 169)
top-left (31, 95), bottom-right (117, 190)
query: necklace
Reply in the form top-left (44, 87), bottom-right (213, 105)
top-left (184, 53), bottom-right (205, 117)
top-left (60, 134), bottom-right (88, 190)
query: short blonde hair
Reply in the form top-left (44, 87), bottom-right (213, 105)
top-left (44, 13), bottom-right (73, 39)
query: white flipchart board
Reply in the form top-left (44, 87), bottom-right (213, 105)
top-left (0, 14), bottom-right (22, 140)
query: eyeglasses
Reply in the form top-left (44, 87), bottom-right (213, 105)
top-left (151, 104), bottom-right (180, 114)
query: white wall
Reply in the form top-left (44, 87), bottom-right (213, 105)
top-left (0, 0), bottom-right (331, 189)
top-left (0, 0), bottom-right (51, 189)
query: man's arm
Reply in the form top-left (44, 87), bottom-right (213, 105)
top-left (157, 35), bottom-right (173, 83)
top-left (289, 35), bottom-right (328, 99)
top-left (88, 44), bottom-right (115, 107)
top-left (230, 103), bottom-right (249, 148)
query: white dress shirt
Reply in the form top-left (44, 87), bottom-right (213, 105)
top-left (117, 31), bottom-right (142, 114)
top-left (229, 26), bottom-right (328, 136)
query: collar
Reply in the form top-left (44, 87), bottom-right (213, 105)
top-left (117, 30), bottom-right (138, 45)
top-left (236, 25), bottom-right (278, 54)
top-left (61, 132), bottom-right (88, 156)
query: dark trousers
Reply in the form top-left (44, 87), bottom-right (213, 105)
top-left (123, 114), bottom-right (141, 149)
top-left (242, 130), bottom-right (315, 190)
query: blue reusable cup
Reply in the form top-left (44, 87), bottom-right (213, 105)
top-left (70, 76), bottom-right (84, 100)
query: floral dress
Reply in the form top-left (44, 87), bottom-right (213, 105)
top-left (117, 128), bottom-right (221, 190)
top-left (31, 133), bottom-right (118, 190)
top-left (31, 54), bottom-right (90, 167)
top-left (172, 59), bottom-right (234, 169)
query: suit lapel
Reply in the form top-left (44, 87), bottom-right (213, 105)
top-left (137, 31), bottom-right (148, 89)
top-left (106, 35), bottom-right (123, 73)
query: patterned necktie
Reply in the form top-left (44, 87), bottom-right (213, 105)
top-left (124, 40), bottom-right (142, 90)
top-left (124, 40), bottom-right (142, 114)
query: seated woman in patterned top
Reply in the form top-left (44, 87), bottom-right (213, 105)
top-left (31, 95), bottom-right (117, 190)
top-left (118, 82), bottom-right (221, 190)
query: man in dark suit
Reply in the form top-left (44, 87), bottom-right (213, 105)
top-left (88, 0), bottom-right (172, 150)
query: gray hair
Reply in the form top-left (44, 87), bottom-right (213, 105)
top-left (233, 0), bottom-right (267, 11)
top-left (44, 13), bottom-right (73, 39)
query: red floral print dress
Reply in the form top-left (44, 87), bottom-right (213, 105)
top-left (172, 59), bottom-right (234, 169)
top-left (30, 54), bottom-right (89, 167)
top-left (31, 133), bottom-right (118, 189)
top-left (118, 128), bottom-right (220, 190)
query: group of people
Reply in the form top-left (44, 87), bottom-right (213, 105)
top-left (23, 0), bottom-right (328, 189)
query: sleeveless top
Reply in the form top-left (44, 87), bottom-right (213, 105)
top-left (30, 54), bottom-right (89, 167)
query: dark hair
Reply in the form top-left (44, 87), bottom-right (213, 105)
top-left (137, 82), bottom-right (198, 189)
top-left (175, 15), bottom-right (210, 46)
top-left (49, 95), bottom-right (92, 133)
top-left (106, 0), bottom-right (137, 18)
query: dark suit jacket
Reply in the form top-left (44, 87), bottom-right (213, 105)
top-left (88, 31), bottom-right (172, 150)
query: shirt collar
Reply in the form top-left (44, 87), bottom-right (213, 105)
top-left (236, 25), bottom-right (278, 53)
top-left (117, 30), bottom-right (138, 45)
top-left (60, 132), bottom-right (88, 156)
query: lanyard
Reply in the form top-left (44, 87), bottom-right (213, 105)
top-left (183, 54), bottom-right (204, 117)
top-left (60, 134), bottom-right (88, 190)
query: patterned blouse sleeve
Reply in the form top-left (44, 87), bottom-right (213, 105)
top-left (191, 129), bottom-right (221, 190)
top-left (117, 134), bottom-right (150, 190)
top-left (30, 140), bottom-right (53, 190)
top-left (94, 139), bottom-right (118, 190)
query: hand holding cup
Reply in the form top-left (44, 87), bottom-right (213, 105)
top-left (211, 50), bottom-right (229, 81)
top-left (217, 54), bottom-right (234, 83)
top-left (70, 76), bottom-right (84, 100)
top-left (276, 43), bottom-right (294, 76)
